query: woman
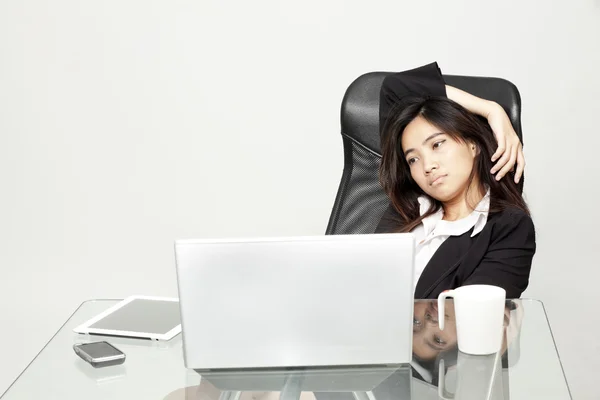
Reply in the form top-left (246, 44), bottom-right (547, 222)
top-left (376, 62), bottom-right (536, 299)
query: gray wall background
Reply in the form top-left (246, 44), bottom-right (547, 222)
top-left (1, 0), bottom-right (598, 398)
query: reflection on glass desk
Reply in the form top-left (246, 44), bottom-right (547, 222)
top-left (0, 299), bottom-right (571, 400)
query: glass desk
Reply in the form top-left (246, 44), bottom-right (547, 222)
top-left (1, 299), bottom-right (571, 399)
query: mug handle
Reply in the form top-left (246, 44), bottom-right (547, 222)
top-left (437, 358), bottom-right (454, 400)
top-left (437, 290), bottom-right (456, 330)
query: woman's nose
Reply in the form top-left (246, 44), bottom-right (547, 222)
top-left (423, 156), bottom-right (439, 174)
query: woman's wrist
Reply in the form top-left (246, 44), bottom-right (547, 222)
top-left (483, 100), bottom-right (503, 120)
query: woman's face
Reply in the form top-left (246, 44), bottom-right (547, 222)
top-left (401, 116), bottom-right (477, 203)
top-left (413, 301), bottom-right (458, 361)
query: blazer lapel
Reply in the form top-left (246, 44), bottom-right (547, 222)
top-left (414, 230), bottom-right (474, 298)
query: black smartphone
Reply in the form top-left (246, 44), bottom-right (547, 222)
top-left (73, 341), bottom-right (126, 368)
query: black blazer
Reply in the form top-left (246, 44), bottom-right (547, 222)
top-left (377, 62), bottom-right (536, 299)
top-left (375, 206), bottom-right (536, 299)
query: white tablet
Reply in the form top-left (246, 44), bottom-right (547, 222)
top-left (73, 295), bottom-right (181, 341)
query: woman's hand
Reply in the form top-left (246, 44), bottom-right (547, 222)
top-left (486, 102), bottom-right (525, 184)
top-left (446, 85), bottom-right (525, 184)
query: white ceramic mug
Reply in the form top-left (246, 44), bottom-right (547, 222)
top-left (437, 285), bottom-right (506, 355)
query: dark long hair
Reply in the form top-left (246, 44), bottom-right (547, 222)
top-left (379, 96), bottom-right (529, 233)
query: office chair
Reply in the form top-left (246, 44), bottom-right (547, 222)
top-left (325, 72), bottom-right (524, 236)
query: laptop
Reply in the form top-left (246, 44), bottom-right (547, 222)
top-left (174, 233), bottom-right (415, 370)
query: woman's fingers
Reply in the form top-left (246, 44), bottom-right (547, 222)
top-left (514, 145), bottom-right (525, 183)
top-left (495, 145), bottom-right (518, 181)
top-left (487, 105), bottom-right (526, 182)
top-left (491, 140), bottom-right (506, 163)
top-left (491, 139), bottom-right (511, 174)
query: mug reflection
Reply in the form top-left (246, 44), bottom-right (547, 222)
top-left (412, 300), bottom-right (458, 362)
top-left (411, 299), bottom-right (523, 389)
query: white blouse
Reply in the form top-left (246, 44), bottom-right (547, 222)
top-left (411, 189), bottom-right (490, 289)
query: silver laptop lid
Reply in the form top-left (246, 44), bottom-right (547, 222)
top-left (175, 233), bottom-right (415, 370)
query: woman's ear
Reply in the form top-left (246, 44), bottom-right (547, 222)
top-left (469, 142), bottom-right (479, 157)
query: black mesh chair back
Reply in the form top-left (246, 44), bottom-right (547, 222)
top-left (325, 72), bottom-right (523, 235)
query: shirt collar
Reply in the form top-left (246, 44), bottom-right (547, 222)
top-left (471, 189), bottom-right (490, 236)
top-left (418, 196), bottom-right (443, 236)
top-left (417, 188), bottom-right (490, 237)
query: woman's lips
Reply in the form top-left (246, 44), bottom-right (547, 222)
top-left (429, 174), bottom-right (447, 186)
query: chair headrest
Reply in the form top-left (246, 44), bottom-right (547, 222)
top-left (340, 72), bottom-right (523, 155)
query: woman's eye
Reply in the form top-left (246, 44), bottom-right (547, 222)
top-left (407, 157), bottom-right (417, 165)
top-left (433, 140), bottom-right (446, 149)
top-left (413, 317), bottom-right (421, 326)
